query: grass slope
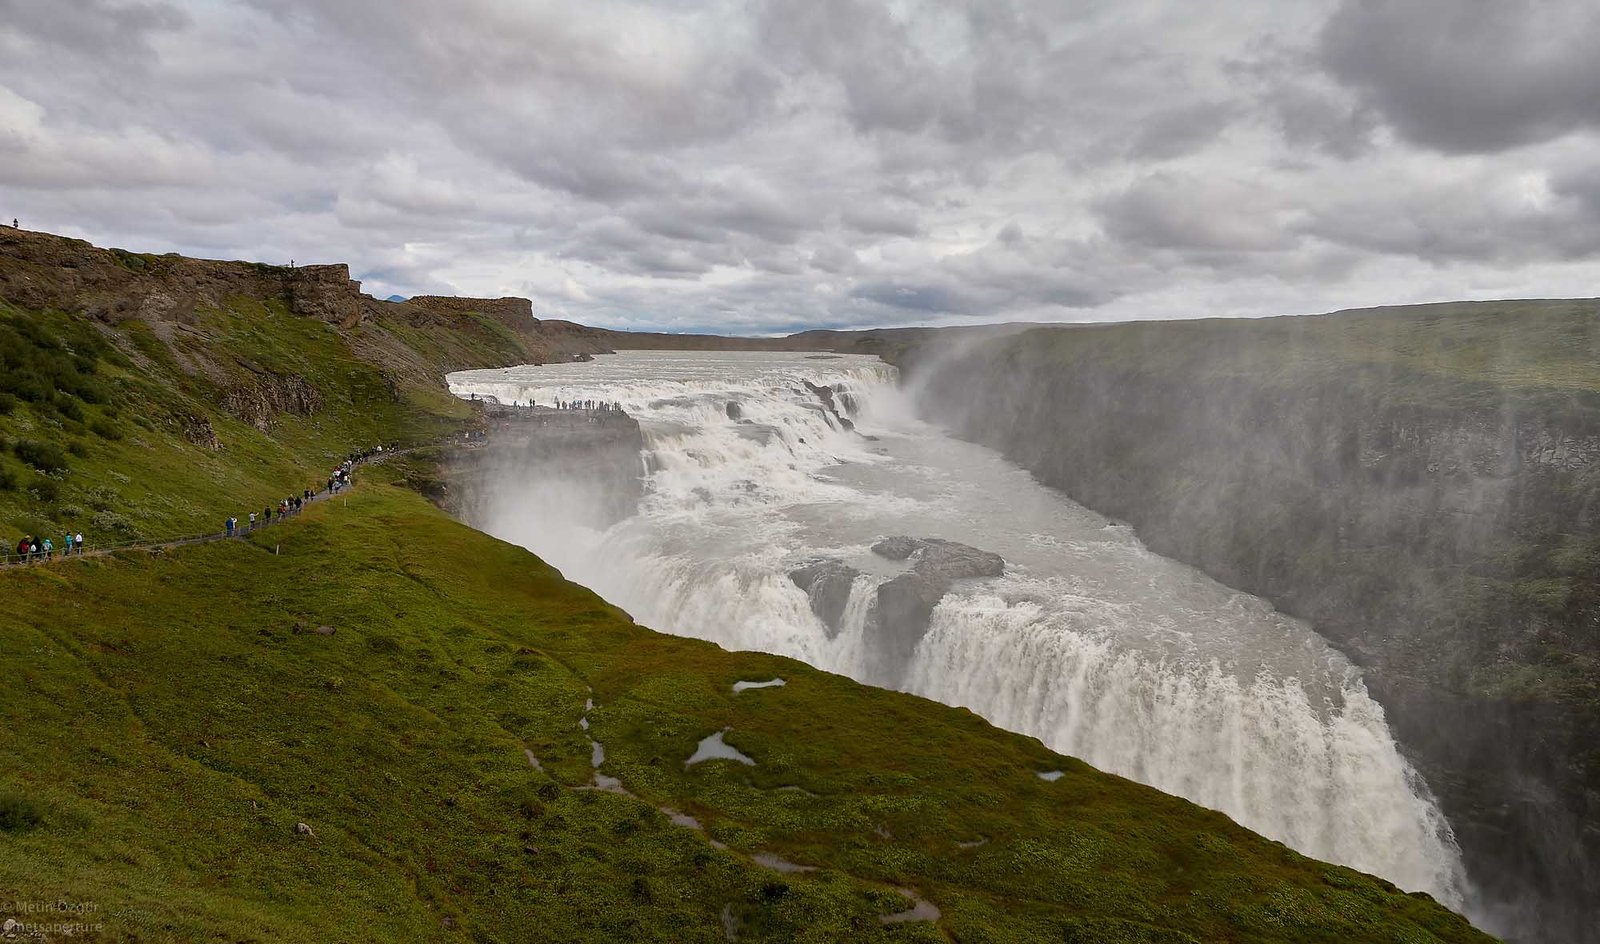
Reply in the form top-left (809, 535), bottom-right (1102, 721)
top-left (0, 467), bottom-right (1491, 943)
top-left (0, 295), bottom-right (491, 550)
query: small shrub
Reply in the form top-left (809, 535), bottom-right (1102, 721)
top-left (759, 881), bottom-right (791, 903)
top-left (14, 439), bottom-right (68, 472)
top-left (0, 794), bottom-right (43, 833)
top-left (53, 396), bottom-right (84, 422)
top-left (73, 378), bottom-right (110, 405)
top-left (91, 510), bottom-right (137, 536)
top-left (628, 877), bottom-right (652, 903)
top-left (28, 478), bottom-right (59, 503)
top-left (111, 248), bottom-right (148, 271)
top-left (0, 463), bottom-right (17, 491)
top-left (89, 417), bottom-right (123, 441)
top-left (0, 391), bottom-right (15, 415)
top-left (67, 439), bottom-right (90, 458)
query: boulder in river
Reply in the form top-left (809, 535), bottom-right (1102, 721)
top-left (789, 559), bottom-right (862, 638)
top-left (871, 537), bottom-right (1005, 580)
top-left (802, 379), bottom-right (857, 432)
top-left (871, 536), bottom-right (921, 560)
top-left (866, 537), bottom-right (1006, 684)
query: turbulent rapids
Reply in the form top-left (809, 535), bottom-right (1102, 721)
top-left (449, 350), bottom-right (1471, 907)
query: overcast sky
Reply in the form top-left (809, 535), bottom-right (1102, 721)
top-left (3, 0), bottom-right (1598, 333)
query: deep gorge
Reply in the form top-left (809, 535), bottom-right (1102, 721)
top-left (887, 302), bottom-right (1600, 943)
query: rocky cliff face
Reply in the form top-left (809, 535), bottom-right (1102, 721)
top-left (403, 295), bottom-right (548, 361)
top-left (0, 228), bottom-right (363, 330)
top-left (222, 369), bottom-right (323, 430)
top-left (898, 302), bottom-right (1600, 943)
top-left (441, 405), bottom-right (646, 532)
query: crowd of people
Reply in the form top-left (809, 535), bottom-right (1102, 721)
top-left (11, 532), bottom-right (84, 562)
top-left (465, 393), bottom-right (623, 413)
top-left (225, 456), bottom-right (362, 536)
top-left (552, 399), bottom-right (621, 412)
top-left (6, 445), bottom-right (394, 567)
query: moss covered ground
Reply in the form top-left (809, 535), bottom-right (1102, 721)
top-left (0, 466), bottom-right (1492, 942)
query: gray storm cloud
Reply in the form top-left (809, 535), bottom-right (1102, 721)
top-left (1, 0), bottom-right (1597, 332)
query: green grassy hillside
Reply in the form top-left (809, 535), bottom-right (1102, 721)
top-left (0, 469), bottom-right (1491, 943)
top-left (0, 227), bottom-right (564, 551)
top-left (0, 297), bottom-right (458, 550)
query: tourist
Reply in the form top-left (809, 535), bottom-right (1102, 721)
top-left (75, 532), bottom-right (83, 554)
top-left (225, 517), bottom-right (235, 536)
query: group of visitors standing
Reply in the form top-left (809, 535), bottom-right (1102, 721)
top-left (223, 455), bottom-right (364, 537)
top-left (11, 532), bottom-right (84, 562)
top-left (223, 488), bottom-right (313, 536)
top-left (553, 399), bottom-right (620, 412)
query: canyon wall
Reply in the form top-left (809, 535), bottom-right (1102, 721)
top-left (440, 404), bottom-right (645, 533)
top-left (896, 301), bottom-right (1600, 943)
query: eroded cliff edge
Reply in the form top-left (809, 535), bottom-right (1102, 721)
top-left (894, 301), bottom-right (1600, 943)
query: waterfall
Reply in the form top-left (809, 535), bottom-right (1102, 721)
top-left (449, 350), bottom-right (1472, 910)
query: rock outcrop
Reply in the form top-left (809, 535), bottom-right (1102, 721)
top-left (286, 265), bottom-right (363, 328)
top-left (788, 559), bottom-right (862, 637)
top-left (866, 537), bottom-right (1005, 685)
top-left (803, 380), bottom-right (855, 431)
top-left (223, 370), bottom-right (323, 430)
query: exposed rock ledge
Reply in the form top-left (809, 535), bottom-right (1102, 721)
top-left (790, 537), bottom-right (1005, 685)
top-left (871, 537), bottom-right (1004, 685)
top-left (788, 560), bottom-right (863, 638)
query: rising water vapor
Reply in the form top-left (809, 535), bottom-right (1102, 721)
top-left (448, 351), bottom-right (1474, 912)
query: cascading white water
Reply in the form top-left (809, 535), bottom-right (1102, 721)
top-left (449, 350), bottom-right (1472, 909)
